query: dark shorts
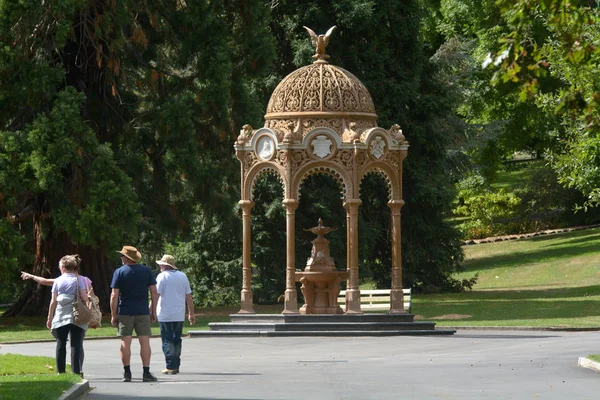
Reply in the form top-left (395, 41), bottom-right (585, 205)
top-left (118, 315), bottom-right (152, 337)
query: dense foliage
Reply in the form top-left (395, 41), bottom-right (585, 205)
top-left (11, 0), bottom-right (598, 311)
top-left (491, 1), bottom-right (600, 209)
top-left (262, 0), bottom-right (468, 293)
top-left (0, 0), bottom-right (274, 313)
top-left (430, 0), bottom-right (600, 208)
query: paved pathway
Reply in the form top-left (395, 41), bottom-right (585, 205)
top-left (2, 330), bottom-right (600, 399)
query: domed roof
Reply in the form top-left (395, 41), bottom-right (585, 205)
top-left (263, 27), bottom-right (378, 140)
top-left (265, 62), bottom-right (377, 118)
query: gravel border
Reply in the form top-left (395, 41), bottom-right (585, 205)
top-left (461, 224), bottom-right (600, 245)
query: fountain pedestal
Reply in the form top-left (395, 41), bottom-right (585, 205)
top-left (295, 219), bottom-right (348, 314)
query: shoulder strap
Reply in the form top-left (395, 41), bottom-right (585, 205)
top-left (74, 275), bottom-right (81, 300)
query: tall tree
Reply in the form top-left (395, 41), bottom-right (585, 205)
top-left (425, 0), bottom-right (566, 180)
top-left (259, 0), bottom-right (468, 292)
top-left (491, 0), bottom-right (600, 208)
top-left (0, 0), bottom-right (275, 315)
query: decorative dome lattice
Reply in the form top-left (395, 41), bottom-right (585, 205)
top-left (264, 27), bottom-right (378, 141)
top-left (266, 64), bottom-right (377, 117)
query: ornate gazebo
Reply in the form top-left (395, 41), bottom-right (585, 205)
top-left (234, 27), bottom-right (409, 315)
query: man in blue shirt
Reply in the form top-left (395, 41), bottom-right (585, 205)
top-left (110, 245), bottom-right (158, 382)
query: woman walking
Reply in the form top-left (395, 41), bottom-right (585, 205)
top-left (46, 255), bottom-right (89, 376)
top-left (22, 254), bottom-right (96, 374)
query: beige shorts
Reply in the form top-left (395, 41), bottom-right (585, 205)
top-left (118, 315), bottom-right (152, 337)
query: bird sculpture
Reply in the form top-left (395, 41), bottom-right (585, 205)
top-left (303, 26), bottom-right (336, 62)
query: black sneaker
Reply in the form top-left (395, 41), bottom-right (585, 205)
top-left (122, 370), bottom-right (132, 382)
top-left (142, 371), bottom-right (158, 382)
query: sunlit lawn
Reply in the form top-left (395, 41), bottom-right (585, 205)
top-left (416, 227), bottom-right (600, 328)
top-left (0, 354), bottom-right (81, 400)
top-left (457, 227), bottom-right (600, 290)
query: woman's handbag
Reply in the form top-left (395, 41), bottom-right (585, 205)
top-left (85, 280), bottom-right (102, 328)
top-left (73, 277), bottom-right (93, 325)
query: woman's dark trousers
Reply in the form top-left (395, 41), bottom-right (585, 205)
top-left (55, 324), bottom-right (85, 374)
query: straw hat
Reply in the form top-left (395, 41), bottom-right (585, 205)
top-left (117, 245), bottom-right (142, 263)
top-left (156, 254), bottom-right (177, 269)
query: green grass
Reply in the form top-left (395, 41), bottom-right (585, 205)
top-left (589, 355), bottom-right (600, 363)
top-left (456, 227), bottom-right (600, 289)
top-left (415, 287), bottom-right (600, 328)
top-left (490, 168), bottom-right (531, 191)
top-left (0, 354), bottom-right (81, 400)
top-left (415, 227), bottom-right (600, 328)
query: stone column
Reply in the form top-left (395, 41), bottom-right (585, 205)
top-left (238, 200), bottom-right (255, 314)
top-left (344, 199), bottom-right (363, 314)
top-left (388, 199), bottom-right (406, 314)
top-left (282, 198), bottom-right (299, 314)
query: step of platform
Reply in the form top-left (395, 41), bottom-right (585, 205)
top-left (188, 329), bottom-right (455, 337)
top-left (209, 321), bottom-right (437, 332)
top-left (187, 313), bottom-right (455, 337)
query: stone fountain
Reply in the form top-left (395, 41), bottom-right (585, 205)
top-left (295, 218), bottom-right (349, 314)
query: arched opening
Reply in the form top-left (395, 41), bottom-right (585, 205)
top-left (295, 173), bottom-right (347, 300)
top-left (359, 171), bottom-right (393, 289)
top-left (249, 172), bottom-right (286, 304)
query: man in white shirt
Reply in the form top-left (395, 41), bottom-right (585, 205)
top-left (155, 254), bottom-right (196, 375)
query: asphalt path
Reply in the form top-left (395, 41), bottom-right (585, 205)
top-left (2, 330), bottom-right (600, 399)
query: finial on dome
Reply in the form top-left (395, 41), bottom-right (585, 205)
top-left (303, 26), bottom-right (336, 63)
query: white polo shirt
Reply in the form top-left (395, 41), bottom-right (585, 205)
top-left (156, 269), bottom-right (192, 322)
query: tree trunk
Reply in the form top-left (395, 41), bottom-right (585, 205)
top-left (4, 213), bottom-right (114, 317)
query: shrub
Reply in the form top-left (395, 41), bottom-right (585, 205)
top-left (453, 173), bottom-right (521, 239)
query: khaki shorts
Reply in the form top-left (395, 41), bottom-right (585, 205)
top-left (118, 315), bottom-right (152, 337)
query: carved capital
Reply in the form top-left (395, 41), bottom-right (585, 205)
top-left (343, 199), bottom-right (362, 214)
top-left (282, 198), bottom-right (299, 213)
top-left (387, 199), bottom-right (405, 213)
top-left (238, 200), bottom-right (255, 215)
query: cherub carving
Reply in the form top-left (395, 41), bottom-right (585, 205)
top-left (283, 121), bottom-right (296, 143)
top-left (303, 26), bottom-right (336, 62)
top-left (390, 123), bottom-right (405, 143)
top-left (342, 121), bottom-right (361, 143)
top-left (237, 124), bottom-right (253, 144)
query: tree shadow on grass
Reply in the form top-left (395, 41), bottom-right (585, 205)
top-left (420, 285), bottom-right (600, 322)
top-left (528, 228), bottom-right (600, 244)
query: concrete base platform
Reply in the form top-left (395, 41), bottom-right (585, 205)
top-left (188, 313), bottom-right (456, 337)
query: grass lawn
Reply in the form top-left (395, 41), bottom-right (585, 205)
top-left (416, 227), bottom-right (600, 328)
top-left (457, 227), bottom-right (600, 290)
top-left (589, 355), bottom-right (600, 363)
top-left (0, 354), bottom-right (81, 400)
top-left (490, 166), bottom-right (533, 191)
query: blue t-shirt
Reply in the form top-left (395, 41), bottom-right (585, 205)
top-left (110, 264), bottom-right (157, 315)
